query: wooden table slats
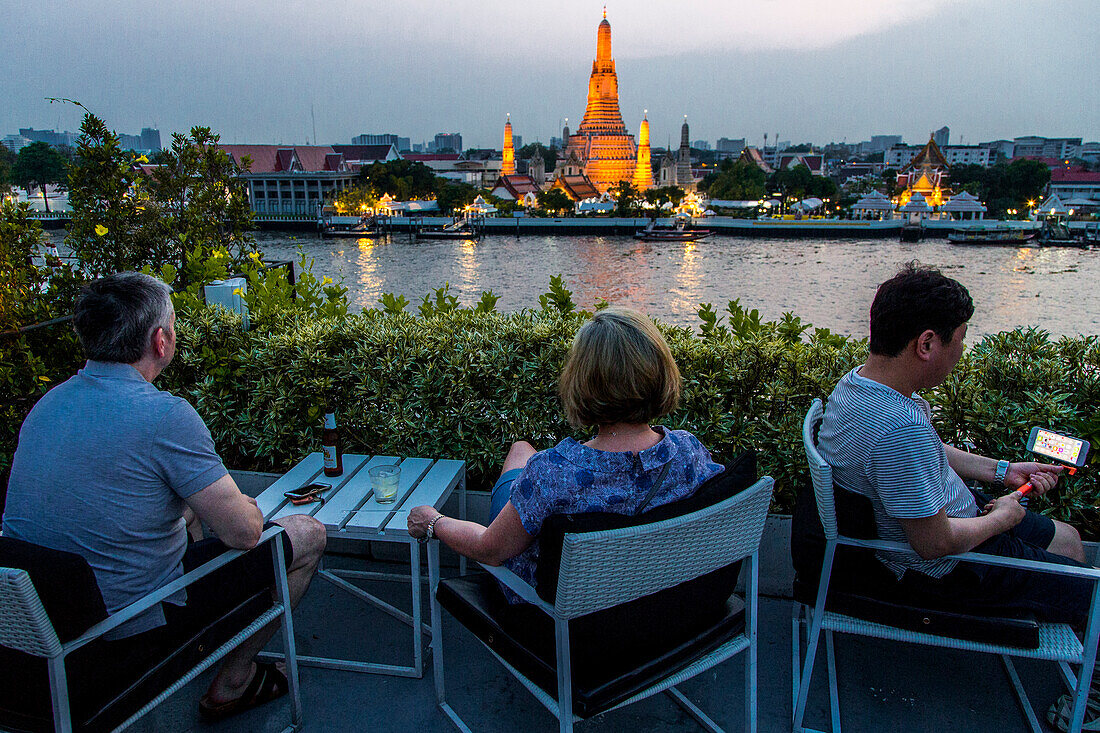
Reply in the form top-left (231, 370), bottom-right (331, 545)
top-left (343, 457), bottom-right (434, 534)
top-left (383, 459), bottom-right (465, 532)
top-left (311, 455), bottom-right (399, 529)
top-left (255, 452), bottom-right (325, 518)
top-left (260, 454), bottom-right (369, 521)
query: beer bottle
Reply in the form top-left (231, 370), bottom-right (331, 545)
top-left (322, 411), bottom-right (343, 477)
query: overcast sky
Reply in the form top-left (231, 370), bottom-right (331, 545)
top-left (3, 0), bottom-right (1097, 150)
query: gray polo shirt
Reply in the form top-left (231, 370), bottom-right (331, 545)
top-left (2, 361), bottom-right (228, 638)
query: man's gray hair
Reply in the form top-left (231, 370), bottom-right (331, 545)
top-left (73, 272), bottom-right (174, 363)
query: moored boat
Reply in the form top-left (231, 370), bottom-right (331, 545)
top-left (947, 226), bottom-right (1036, 246)
top-left (320, 214), bottom-right (386, 238)
top-left (634, 219), bottom-right (711, 242)
top-left (415, 216), bottom-right (483, 241)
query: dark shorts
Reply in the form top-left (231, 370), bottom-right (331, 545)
top-left (123, 522), bottom-right (293, 647)
top-left (489, 467), bottom-right (524, 521)
top-left (899, 491), bottom-right (1090, 626)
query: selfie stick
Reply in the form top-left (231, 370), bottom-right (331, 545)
top-left (1018, 466), bottom-right (1078, 497)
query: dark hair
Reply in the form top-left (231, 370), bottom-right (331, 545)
top-left (558, 307), bottom-right (681, 428)
top-left (73, 272), bottom-right (173, 363)
top-left (869, 261), bottom-right (974, 357)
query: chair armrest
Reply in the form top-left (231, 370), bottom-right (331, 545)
top-left (63, 526), bottom-right (287, 654)
top-left (839, 536), bottom-right (1100, 582)
top-left (476, 563), bottom-right (556, 615)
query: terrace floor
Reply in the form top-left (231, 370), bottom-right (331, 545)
top-left (126, 554), bottom-right (1069, 733)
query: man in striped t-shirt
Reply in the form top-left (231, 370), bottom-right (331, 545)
top-left (819, 262), bottom-right (1090, 630)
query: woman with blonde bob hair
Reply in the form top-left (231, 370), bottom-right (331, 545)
top-left (408, 307), bottom-right (723, 602)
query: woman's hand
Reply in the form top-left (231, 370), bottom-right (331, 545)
top-left (408, 505), bottom-right (443, 539)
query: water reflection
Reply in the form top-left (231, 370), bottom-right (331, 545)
top-left (456, 239), bottom-right (479, 294)
top-left (674, 241), bottom-right (701, 315)
top-left (211, 231), bottom-right (1100, 338)
top-left (355, 238), bottom-right (382, 308)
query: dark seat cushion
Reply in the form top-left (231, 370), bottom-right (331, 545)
top-left (0, 537), bottom-right (108, 642)
top-left (0, 538), bottom-right (274, 732)
top-left (437, 572), bottom-right (745, 718)
top-left (790, 457), bottom-right (1041, 649)
top-left (791, 577), bottom-right (1041, 649)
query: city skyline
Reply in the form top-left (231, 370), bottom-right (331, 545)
top-left (2, 0), bottom-right (1098, 150)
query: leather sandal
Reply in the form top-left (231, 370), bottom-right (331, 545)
top-left (199, 661), bottom-right (289, 722)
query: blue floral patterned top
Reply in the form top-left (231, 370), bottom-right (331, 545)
top-left (502, 427), bottom-right (723, 603)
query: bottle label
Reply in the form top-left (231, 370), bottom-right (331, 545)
top-left (322, 444), bottom-right (338, 469)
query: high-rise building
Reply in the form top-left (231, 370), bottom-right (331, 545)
top-left (352, 133), bottom-right (399, 146)
top-left (397, 137), bottom-right (411, 152)
top-left (140, 128), bottom-right (162, 152)
top-left (559, 10), bottom-right (638, 192)
top-left (19, 128), bottom-right (78, 148)
top-left (1012, 136), bottom-right (1081, 159)
top-left (868, 135), bottom-right (903, 153)
top-left (717, 138), bottom-right (746, 154)
top-left (434, 132), bottom-right (463, 153)
top-left (933, 126), bottom-right (950, 148)
top-left (692, 140), bottom-right (711, 151)
top-left (2, 135), bottom-right (31, 153)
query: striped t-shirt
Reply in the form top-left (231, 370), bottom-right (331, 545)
top-left (818, 367), bottom-right (978, 578)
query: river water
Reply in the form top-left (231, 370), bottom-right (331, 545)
top-left (49, 230), bottom-right (1100, 339)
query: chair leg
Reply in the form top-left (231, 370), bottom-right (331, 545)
top-left (667, 687), bottom-right (725, 733)
top-left (746, 552), bottom-right (758, 733)
top-left (273, 535), bottom-right (303, 729)
top-left (410, 540), bottom-right (424, 677)
top-left (554, 618), bottom-right (574, 733)
top-left (794, 605), bottom-right (825, 732)
top-left (1001, 655), bottom-right (1042, 733)
top-left (792, 604), bottom-right (802, 726)
top-left (47, 656), bottom-right (72, 733)
top-left (825, 631), bottom-right (841, 733)
top-left (428, 541), bottom-right (447, 706)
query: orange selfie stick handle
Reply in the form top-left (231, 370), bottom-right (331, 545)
top-left (1018, 467), bottom-right (1077, 496)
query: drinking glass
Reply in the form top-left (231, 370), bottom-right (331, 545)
top-left (369, 464), bottom-right (401, 503)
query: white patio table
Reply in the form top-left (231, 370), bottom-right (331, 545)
top-left (254, 452), bottom-right (465, 678)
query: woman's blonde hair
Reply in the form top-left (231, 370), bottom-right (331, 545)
top-left (558, 307), bottom-right (681, 428)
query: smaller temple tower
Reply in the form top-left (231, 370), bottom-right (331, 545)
top-left (632, 112), bottom-right (653, 191)
top-left (502, 115), bottom-right (516, 176)
top-left (676, 116), bottom-right (694, 191)
top-left (528, 151), bottom-right (546, 185)
top-left (659, 152), bottom-right (676, 187)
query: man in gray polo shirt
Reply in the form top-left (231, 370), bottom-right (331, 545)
top-left (3, 272), bottom-right (326, 721)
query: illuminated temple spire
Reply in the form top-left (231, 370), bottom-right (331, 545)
top-left (632, 112), bottom-right (653, 191)
top-left (502, 114), bottom-right (515, 176)
top-left (561, 10), bottom-right (637, 192)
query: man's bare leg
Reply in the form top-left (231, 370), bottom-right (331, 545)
top-left (202, 514), bottom-right (327, 704)
top-left (1048, 519), bottom-right (1087, 564)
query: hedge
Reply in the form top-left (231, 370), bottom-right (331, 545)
top-left (156, 306), bottom-right (1098, 535)
top-left (3, 298), bottom-right (1098, 536)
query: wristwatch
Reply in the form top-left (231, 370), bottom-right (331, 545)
top-left (994, 460), bottom-right (1011, 486)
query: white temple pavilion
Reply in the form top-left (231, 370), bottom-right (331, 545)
top-left (940, 191), bottom-right (987, 220)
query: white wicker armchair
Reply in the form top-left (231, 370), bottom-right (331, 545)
top-left (0, 526), bottom-right (302, 733)
top-left (427, 474), bottom-right (775, 733)
top-left (794, 398), bottom-right (1100, 733)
